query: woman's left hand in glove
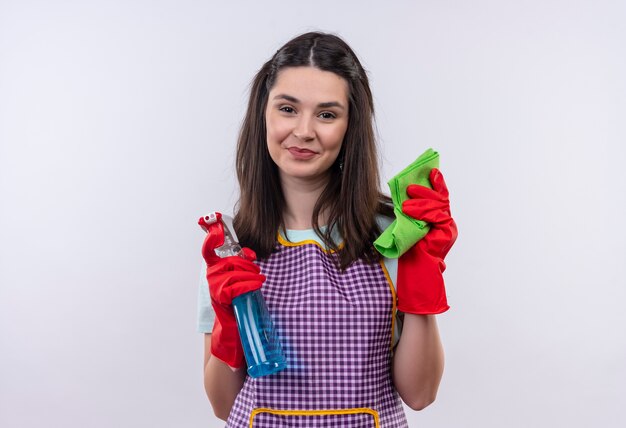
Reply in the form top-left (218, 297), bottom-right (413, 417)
top-left (396, 168), bottom-right (458, 315)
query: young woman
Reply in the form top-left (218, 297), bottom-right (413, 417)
top-left (197, 31), bottom-right (457, 427)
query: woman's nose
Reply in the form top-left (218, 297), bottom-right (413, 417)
top-left (293, 116), bottom-right (315, 141)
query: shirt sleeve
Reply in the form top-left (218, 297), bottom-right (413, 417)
top-left (197, 260), bottom-right (215, 333)
top-left (381, 256), bottom-right (403, 348)
top-left (375, 213), bottom-right (404, 347)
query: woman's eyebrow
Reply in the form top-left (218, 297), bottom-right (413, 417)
top-left (273, 94), bottom-right (345, 110)
top-left (318, 101), bottom-right (345, 110)
top-left (273, 94), bottom-right (300, 103)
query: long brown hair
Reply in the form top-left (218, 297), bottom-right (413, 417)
top-left (233, 31), bottom-right (392, 269)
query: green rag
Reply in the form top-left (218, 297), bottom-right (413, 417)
top-left (374, 148), bottom-right (440, 258)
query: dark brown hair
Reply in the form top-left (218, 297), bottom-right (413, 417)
top-left (233, 31), bottom-right (392, 269)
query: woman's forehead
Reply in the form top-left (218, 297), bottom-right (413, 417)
top-left (269, 66), bottom-right (349, 105)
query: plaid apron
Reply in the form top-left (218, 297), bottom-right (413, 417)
top-left (226, 238), bottom-right (408, 428)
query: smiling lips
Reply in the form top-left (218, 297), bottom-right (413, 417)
top-left (287, 147), bottom-right (317, 160)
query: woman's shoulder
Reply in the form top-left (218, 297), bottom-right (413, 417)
top-left (374, 195), bottom-right (395, 231)
top-left (375, 213), bottom-right (394, 232)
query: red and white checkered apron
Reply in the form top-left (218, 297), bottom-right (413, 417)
top-left (226, 238), bottom-right (408, 427)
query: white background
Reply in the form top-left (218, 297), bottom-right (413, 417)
top-left (1, 1), bottom-right (625, 427)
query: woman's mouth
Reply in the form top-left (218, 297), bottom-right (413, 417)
top-left (287, 147), bottom-right (317, 160)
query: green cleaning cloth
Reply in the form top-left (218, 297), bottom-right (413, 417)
top-left (374, 148), bottom-right (440, 258)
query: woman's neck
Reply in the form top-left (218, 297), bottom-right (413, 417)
top-left (280, 173), bottom-right (330, 230)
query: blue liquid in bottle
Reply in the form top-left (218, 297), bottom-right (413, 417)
top-left (232, 291), bottom-right (287, 377)
top-left (214, 215), bottom-right (287, 378)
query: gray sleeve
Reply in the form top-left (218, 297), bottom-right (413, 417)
top-left (197, 260), bottom-right (215, 333)
top-left (381, 257), bottom-right (403, 348)
top-left (375, 214), bottom-right (404, 346)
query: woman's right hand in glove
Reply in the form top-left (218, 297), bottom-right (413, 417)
top-left (199, 214), bottom-right (266, 369)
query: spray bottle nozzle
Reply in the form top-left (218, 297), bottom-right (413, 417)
top-left (198, 212), bottom-right (223, 233)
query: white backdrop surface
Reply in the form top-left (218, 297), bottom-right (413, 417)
top-left (1, 1), bottom-right (625, 427)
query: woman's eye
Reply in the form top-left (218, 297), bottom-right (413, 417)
top-left (279, 106), bottom-right (295, 113)
top-left (319, 112), bottom-right (336, 120)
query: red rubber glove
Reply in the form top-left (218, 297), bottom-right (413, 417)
top-left (200, 215), bottom-right (265, 369)
top-left (396, 168), bottom-right (458, 315)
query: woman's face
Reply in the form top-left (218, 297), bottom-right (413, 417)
top-left (265, 66), bottom-right (349, 185)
